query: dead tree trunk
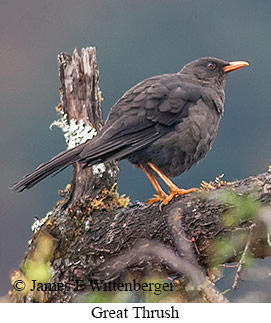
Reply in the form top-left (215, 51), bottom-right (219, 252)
top-left (8, 47), bottom-right (271, 303)
top-left (56, 47), bottom-right (119, 204)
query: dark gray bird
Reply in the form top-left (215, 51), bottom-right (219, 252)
top-left (12, 57), bottom-right (249, 205)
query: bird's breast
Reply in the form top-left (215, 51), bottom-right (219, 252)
top-left (129, 99), bottom-right (222, 178)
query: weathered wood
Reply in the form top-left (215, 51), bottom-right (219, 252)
top-left (9, 171), bottom-right (271, 303)
top-left (57, 47), bottom-right (118, 204)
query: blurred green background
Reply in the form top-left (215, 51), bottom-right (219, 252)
top-left (1, 0), bottom-right (271, 300)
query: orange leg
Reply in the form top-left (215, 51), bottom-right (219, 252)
top-left (147, 162), bottom-right (196, 205)
top-left (140, 164), bottom-right (168, 204)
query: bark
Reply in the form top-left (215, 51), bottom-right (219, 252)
top-left (56, 47), bottom-right (118, 204)
top-left (8, 47), bottom-right (271, 303)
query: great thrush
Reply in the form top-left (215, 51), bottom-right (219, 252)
top-left (12, 57), bottom-right (249, 205)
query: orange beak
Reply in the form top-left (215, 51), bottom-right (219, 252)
top-left (223, 61), bottom-right (249, 73)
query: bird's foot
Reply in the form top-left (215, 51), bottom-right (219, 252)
top-left (148, 187), bottom-right (197, 209)
top-left (148, 193), bottom-right (168, 205)
top-left (162, 187), bottom-right (197, 206)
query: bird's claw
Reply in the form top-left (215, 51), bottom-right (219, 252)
top-left (148, 187), bottom-right (197, 209)
top-left (147, 194), bottom-right (167, 205)
top-left (162, 187), bottom-right (197, 206)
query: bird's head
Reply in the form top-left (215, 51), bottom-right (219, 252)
top-left (180, 57), bottom-right (249, 88)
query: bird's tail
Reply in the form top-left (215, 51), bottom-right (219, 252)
top-left (11, 125), bottom-right (160, 192)
top-left (11, 144), bottom-right (85, 192)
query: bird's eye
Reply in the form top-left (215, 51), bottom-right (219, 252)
top-left (207, 62), bottom-right (216, 70)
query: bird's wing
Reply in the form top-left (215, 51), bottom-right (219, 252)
top-left (79, 74), bottom-right (207, 163)
top-left (104, 74), bottom-right (204, 131)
